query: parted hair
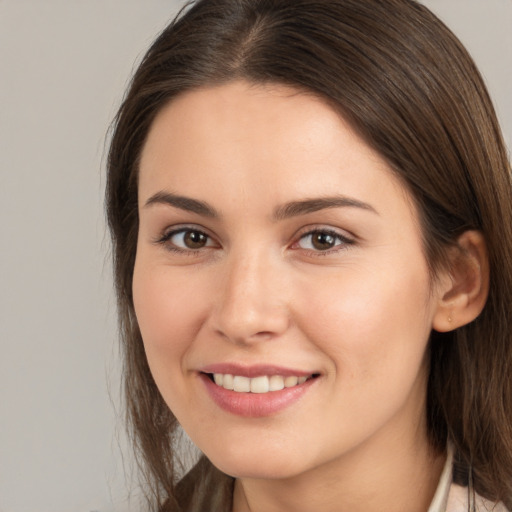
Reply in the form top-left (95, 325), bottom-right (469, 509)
top-left (106, 0), bottom-right (512, 510)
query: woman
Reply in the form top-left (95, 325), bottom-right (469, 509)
top-left (106, 0), bottom-right (512, 510)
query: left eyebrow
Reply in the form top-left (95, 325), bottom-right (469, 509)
top-left (143, 191), bottom-right (219, 218)
top-left (272, 196), bottom-right (378, 221)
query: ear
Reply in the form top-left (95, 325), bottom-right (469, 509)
top-left (432, 231), bottom-right (489, 333)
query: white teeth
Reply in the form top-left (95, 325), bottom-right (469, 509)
top-left (250, 376), bottom-right (269, 393)
top-left (212, 373), bottom-right (311, 393)
top-left (233, 376), bottom-right (251, 392)
top-left (223, 374), bottom-right (234, 390)
top-left (269, 375), bottom-right (285, 391)
top-left (284, 376), bottom-right (299, 388)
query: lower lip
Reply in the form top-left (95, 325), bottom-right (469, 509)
top-left (200, 373), bottom-right (317, 418)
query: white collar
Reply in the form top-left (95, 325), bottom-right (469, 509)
top-left (427, 444), bottom-right (454, 512)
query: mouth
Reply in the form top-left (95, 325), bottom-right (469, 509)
top-left (198, 363), bottom-right (321, 416)
top-left (202, 372), bottom-right (320, 394)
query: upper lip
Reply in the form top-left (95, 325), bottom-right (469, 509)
top-left (199, 363), bottom-right (316, 378)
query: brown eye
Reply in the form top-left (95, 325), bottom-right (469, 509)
top-left (311, 232), bottom-right (336, 250)
top-left (296, 229), bottom-right (352, 253)
top-left (183, 230), bottom-right (208, 249)
top-left (164, 229), bottom-right (214, 251)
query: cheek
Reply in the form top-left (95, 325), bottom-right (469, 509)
top-left (299, 262), bottom-right (433, 383)
top-left (293, 267), bottom-right (434, 450)
top-left (132, 260), bottom-right (207, 370)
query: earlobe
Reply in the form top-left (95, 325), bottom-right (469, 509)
top-left (432, 231), bottom-right (489, 333)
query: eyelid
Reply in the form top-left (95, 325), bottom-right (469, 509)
top-left (153, 224), bottom-right (219, 252)
top-left (290, 225), bottom-right (356, 253)
top-left (152, 223), bottom-right (355, 255)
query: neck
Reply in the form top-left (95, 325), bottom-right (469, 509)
top-left (232, 426), bottom-right (446, 512)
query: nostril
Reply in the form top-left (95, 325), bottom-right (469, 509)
top-left (254, 331), bottom-right (275, 338)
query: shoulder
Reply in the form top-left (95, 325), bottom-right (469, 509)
top-left (446, 483), bottom-right (509, 512)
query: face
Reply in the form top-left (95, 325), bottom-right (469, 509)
top-left (133, 81), bottom-right (444, 480)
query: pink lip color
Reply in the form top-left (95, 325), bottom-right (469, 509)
top-left (199, 370), bottom-right (317, 418)
top-left (200, 363), bottom-right (313, 378)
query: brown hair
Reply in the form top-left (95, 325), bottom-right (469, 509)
top-left (106, 0), bottom-right (512, 510)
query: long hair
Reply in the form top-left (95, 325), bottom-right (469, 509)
top-left (106, 0), bottom-right (512, 509)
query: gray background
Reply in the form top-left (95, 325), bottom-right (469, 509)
top-left (0, 1), bottom-right (510, 511)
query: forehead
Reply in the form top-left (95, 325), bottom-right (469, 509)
top-left (140, 81), bottom-right (357, 171)
top-left (138, 80), bottom-right (414, 219)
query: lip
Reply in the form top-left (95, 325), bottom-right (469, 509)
top-left (198, 364), bottom-right (319, 418)
top-left (199, 363), bottom-right (314, 378)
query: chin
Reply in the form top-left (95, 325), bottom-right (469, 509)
top-left (204, 442), bottom-right (309, 480)
top-left (214, 461), bottom-right (303, 481)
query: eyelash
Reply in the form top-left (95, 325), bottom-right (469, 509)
top-left (154, 226), bottom-right (215, 255)
top-left (292, 228), bottom-right (355, 255)
top-left (154, 226), bottom-right (355, 256)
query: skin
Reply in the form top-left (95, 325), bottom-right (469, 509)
top-left (133, 81), bottom-right (450, 512)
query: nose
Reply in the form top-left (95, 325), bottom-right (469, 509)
top-left (210, 252), bottom-right (290, 345)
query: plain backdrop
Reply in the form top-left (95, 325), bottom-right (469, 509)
top-left (0, 1), bottom-right (510, 511)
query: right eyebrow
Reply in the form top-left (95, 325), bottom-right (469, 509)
top-left (272, 195), bottom-right (378, 221)
top-left (143, 191), bottom-right (219, 218)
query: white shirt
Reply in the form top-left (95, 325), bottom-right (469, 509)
top-left (179, 447), bottom-right (509, 511)
top-left (428, 445), bottom-right (508, 512)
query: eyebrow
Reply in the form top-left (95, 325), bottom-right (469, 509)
top-left (144, 191), bottom-right (219, 217)
top-left (143, 191), bottom-right (378, 219)
top-left (272, 196), bottom-right (378, 220)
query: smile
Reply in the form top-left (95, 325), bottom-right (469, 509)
top-left (211, 373), bottom-right (311, 393)
top-left (199, 367), bottom-right (320, 417)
